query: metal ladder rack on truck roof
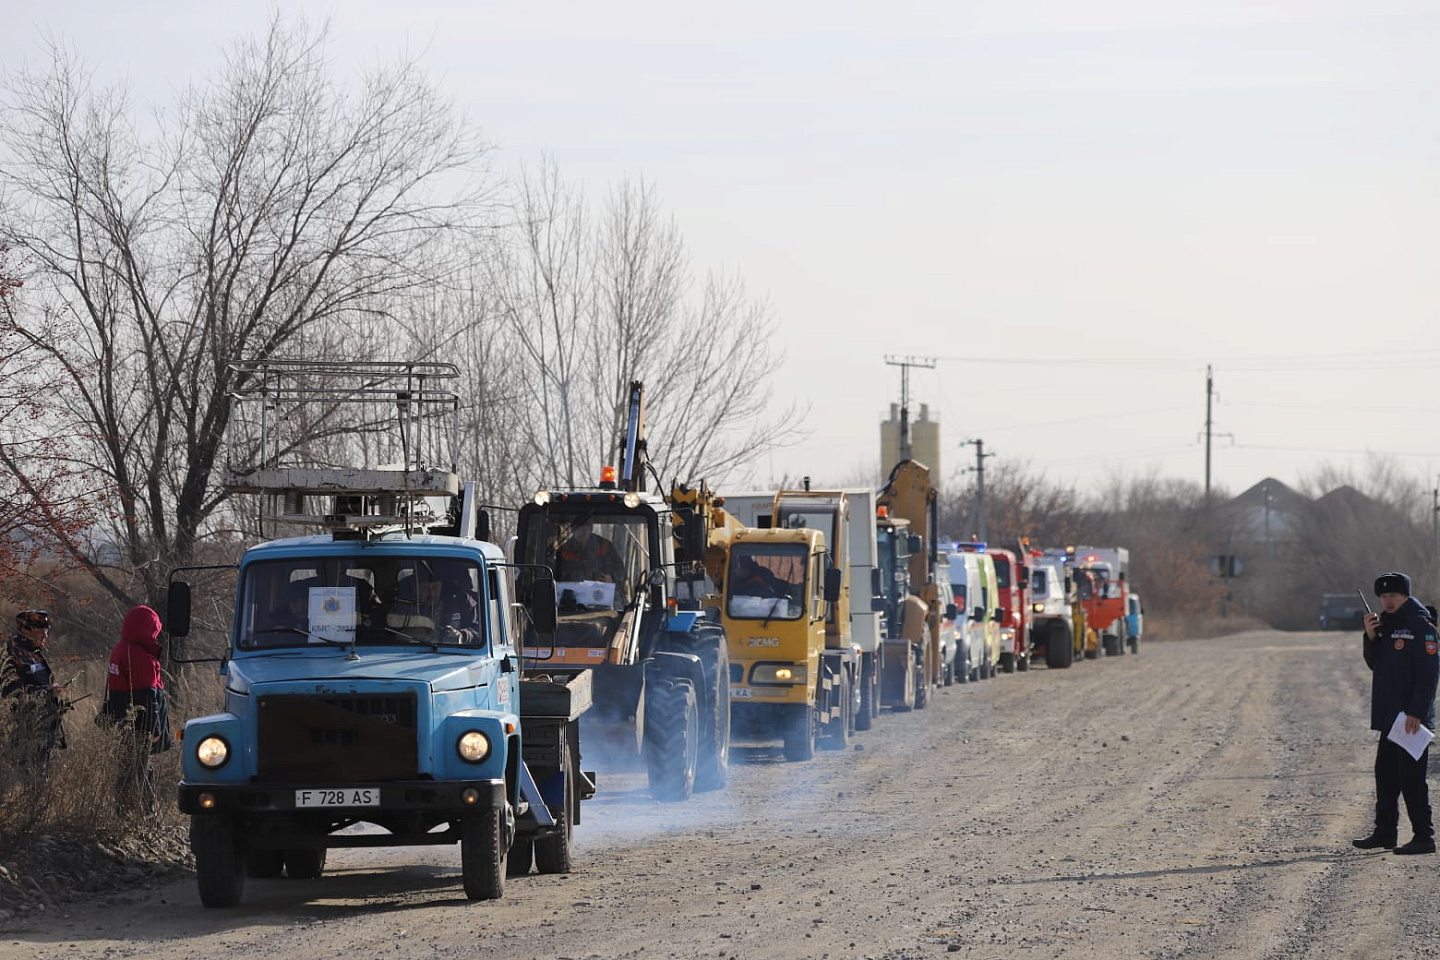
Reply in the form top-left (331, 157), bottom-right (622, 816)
top-left (221, 358), bottom-right (473, 537)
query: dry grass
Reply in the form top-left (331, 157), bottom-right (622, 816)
top-left (0, 701), bottom-right (185, 850)
top-left (1143, 613), bottom-right (1270, 642)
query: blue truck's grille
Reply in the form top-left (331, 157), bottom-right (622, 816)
top-left (256, 693), bottom-right (419, 783)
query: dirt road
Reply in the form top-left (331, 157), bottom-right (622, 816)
top-left (8, 629), bottom-right (1438, 960)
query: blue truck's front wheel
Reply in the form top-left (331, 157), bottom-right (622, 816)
top-left (192, 814), bottom-right (246, 907)
top-left (461, 808), bottom-right (507, 900)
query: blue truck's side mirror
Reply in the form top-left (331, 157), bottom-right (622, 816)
top-left (167, 580), bottom-right (192, 639)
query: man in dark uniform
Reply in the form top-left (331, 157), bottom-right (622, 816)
top-left (2, 610), bottom-right (67, 771)
top-left (1353, 572), bottom-right (1438, 855)
top-left (422, 563), bottom-right (484, 646)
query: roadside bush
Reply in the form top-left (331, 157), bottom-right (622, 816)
top-left (0, 694), bottom-right (184, 850)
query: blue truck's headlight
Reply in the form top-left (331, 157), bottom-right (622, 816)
top-left (457, 730), bottom-right (491, 763)
top-left (196, 736), bottom-right (230, 769)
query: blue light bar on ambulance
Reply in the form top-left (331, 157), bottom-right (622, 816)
top-left (954, 541), bottom-right (987, 553)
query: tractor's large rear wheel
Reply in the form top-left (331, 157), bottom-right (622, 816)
top-left (645, 677), bottom-right (699, 802)
top-left (693, 628), bottom-right (731, 792)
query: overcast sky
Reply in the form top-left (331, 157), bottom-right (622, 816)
top-left (12, 1), bottom-right (1440, 498)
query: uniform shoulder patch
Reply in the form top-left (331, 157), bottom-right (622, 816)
top-left (1426, 638), bottom-right (1437, 656)
top-left (1395, 638), bottom-right (1406, 650)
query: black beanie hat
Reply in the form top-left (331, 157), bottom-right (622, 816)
top-left (1374, 572), bottom-right (1412, 597)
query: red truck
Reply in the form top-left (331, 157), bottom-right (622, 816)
top-left (1070, 545), bottom-right (1133, 656)
top-left (988, 545), bottom-right (1032, 673)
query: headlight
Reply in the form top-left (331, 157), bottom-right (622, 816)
top-left (623, 491), bottom-right (641, 508)
top-left (457, 730), bottom-right (491, 763)
top-left (751, 663), bottom-right (807, 685)
top-left (533, 490), bottom-right (551, 506)
top-left (1033, 602), bottom-right (1044, 613)
top-left (196, 736), bottom-right (230, 769)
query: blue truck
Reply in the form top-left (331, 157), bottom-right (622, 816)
top-left (168, 360), bottom-right (593, 907)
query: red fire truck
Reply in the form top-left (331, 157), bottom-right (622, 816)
top-left (1069, 545), bottom-right (1133, 656)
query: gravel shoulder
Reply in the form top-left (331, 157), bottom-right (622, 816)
top-left (6, 629), bottom-right (1436, 960)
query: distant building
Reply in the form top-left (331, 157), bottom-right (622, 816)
top-left (880, 403), bottom-right (940, 485)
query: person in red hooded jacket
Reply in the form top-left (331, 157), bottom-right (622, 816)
top-left (102, 605), bottom-right (171, 813)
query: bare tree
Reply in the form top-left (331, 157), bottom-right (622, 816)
top-left (0, 243), bottom-right (103, 600)
top-left (941, 460), bottom-right (1084, 547)
top-left (491, 160), bottom-right (594, 491)
top-left (498, 169), bottom-right (801, 492)
top-left (0, 18), bottom-right (491, 604)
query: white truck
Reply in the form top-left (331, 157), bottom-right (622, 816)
top-left (1029, 554), bottom-right (1077, 669)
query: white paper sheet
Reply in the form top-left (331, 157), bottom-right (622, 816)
top-left (1387, 711), bottom-right (1435, 761)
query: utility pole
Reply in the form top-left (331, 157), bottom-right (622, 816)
top-left (1205, 364), bottom-right (1213, 501)
top-left (963, 438), bottom-right (995, 541)
top-left (1432, 479), bottom-right (1438, 559)
top-left (884, 355), bottom-right (936, 462)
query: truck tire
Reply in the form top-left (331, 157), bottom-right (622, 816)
top-left (1045, 624), bottom-right (1073, 669)
top-left (958, 645), bottom-right (971, 683)
top-left (534, 736), bottom-right (575, 875)
top-left (914, 648), bottom-right (929, 710)
top-left (461, 807), bottom-right (507, 901)
top-left (1017, 653), bottom-right (1029, 672)
top-left (1103, 633), bottom-right (1118, 656)
top-left (693, 628), bottom-right (731, 792)
top-left (783, 703), bottom-right (816, 762)
top-left (856, 653), bottom-right (877, 731)
top-left (1000, 652), bottom-right (1015, 674)
top-left (819, 667), bottom-right (849, 751)
top-left (890, 645), bottom-right (916, 712)
top-left (644, 677), bottom-right (699, 802)
top-left (246, 849), bottom-right (284, 879)
top-left (848, 664), bottom-right (861, 736)
top-left (284, 847), bottom-right (326, 880)
top-left (507, 839), bottom-right (534, 877)
top-left (191, 814), bottom-right (245, 908)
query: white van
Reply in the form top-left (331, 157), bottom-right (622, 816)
top-left (949, 550), bottom-right (1000, 681)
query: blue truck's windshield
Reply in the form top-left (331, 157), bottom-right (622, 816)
top-left (237, 556), bottom-right (488, 650)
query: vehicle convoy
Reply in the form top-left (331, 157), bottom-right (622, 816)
top-left (168, 360), bottom-right (592, 908)
top-left (1070, 546), bottom-right (1134, 655)
top-left (719, 487), bottom-right (888, 731)
top-left (512, 382), bottom-right (731, 802)
top-left (877, 459), bottom-right (944, 709)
